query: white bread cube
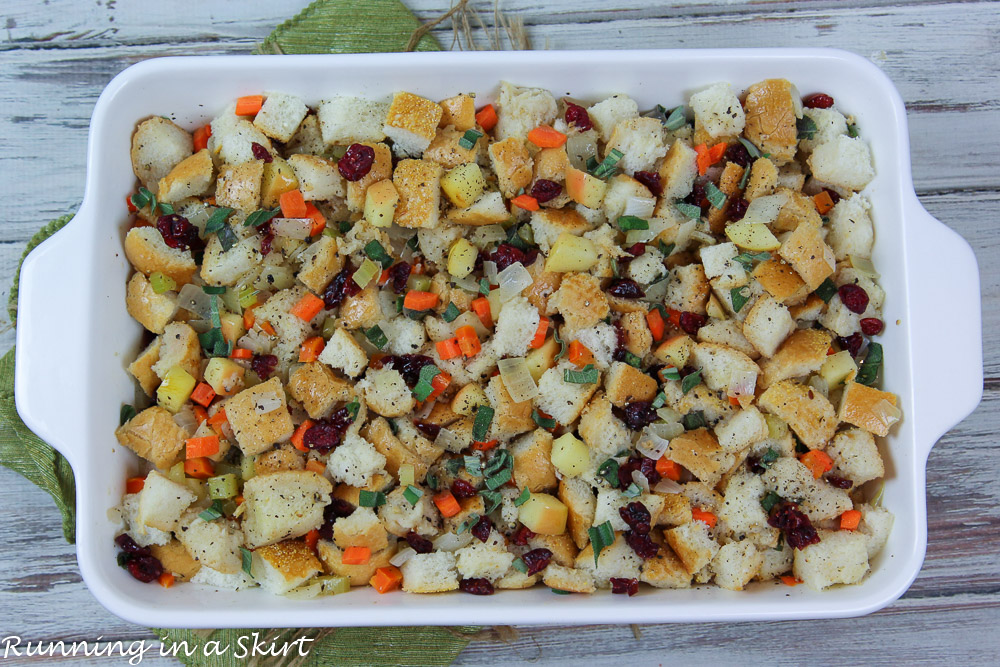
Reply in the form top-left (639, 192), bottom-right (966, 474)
top-left (384, 91), bottom-right (444, 157)
top-left (858, 504), bottom-right (894, 559)
top-left (714, 406), bottom-right (768, 453)
top-left (176, 512), bottom-right (244, 574)
top-left (393, 159), bottom-right (444, 229)
top-left (326, 432), bottom-right (387, 488)
top-left (697, 319), bottom-right (758, 359)
top-left (583, 224), bottom-right (628, 279)
top-left (380, 316), bottom-right (427, 355)
top-left (190, 566), bottom-right (256, 591)
top-left (241, 470), bottom-right (332, 548)
top-left (658, 138), bottom-right (698, 201)
top-left (587, 94), bottom-right (639, 143)
top-left (157, 148), bottom-right (214, 203)
top-left (742, 296), bottom-right (796, 358)
top-left (793, 529), bottom-right (869, 590)
top-left (495, 81), bottom-right (558, 142)
top-left (757, 541), bottom-right (793, 581)
top-left (664, 263), bottom-right (711, 315)
top-left (801, 482), bottom-right (853, 522)
top-left (126, 272), bottom-right (178, 335)
top-left (253, 92), bottom-right (308, 143)
top-left (225, 377), bottom-right (295, 456)
top-left (627, 248), bottom-right (668, 285)
top-left (565, 323), bottom-right (617, 372)
top-left (601, 174), bottom-right (653, 224)
top-left (287, 154), bottom-right (345, 201)
top-left (136, 470), bottom-right (197, 532)
top-left (317, 96), bottom-right (389, 145)
top-left (761, 456), bottom-right (814, 502)
top-left (827, 194), bottom-right (874, 261)
top-left (119, 494), bottom-right (171, 547)
top-left (318, 327), bottom-right (368, 378)
top-left (455, 530), bottom-right (516, 582)
top-left (492, 296), bottom-right (540, 359)
top-left (530, 207), bottom-right (591, 253)
top-left (401, 551), bottom-right (460, 593)
top-left (200, 234), bottom-right (263, 287)
top-left (575, 533), bottom-right (642, 587)
top-left (559, 477), bottom-right (597, 550)
top-left (719, 471), bottom-right (769, 536)
top-left (129, 338), bottom-right (162, 396)
top-left (212, 118), bottom-right (273, 167)
top-left (151, 321), bottom-right (201, 381)
top-left (689, 343), bottom-right (760, 393)
top-left (826, 428), bottom-right (884, 486)
top-left (699, 242), bottom-right (747, 284)
top-left (712, 540), bottom-right (763, 591)
top-left (799, 107), bottom-right (848, 154)
top-left (606, 117), bottom-right (668, 175)
top-left (359, 368), bottom-right (416, 418)
top-left (417, 223), bottom-right (465, 265)
top-left (286, 114), bottom-right (326, 156)
top-left (542, 563), bottom-right (596, 593)
top-left (380, 485), bottom-right (440, 537)
top-left (215, 160), bottom-right (263, 212)
top-left (332, 507), bottom-right (389, 551)
top-left (115, 406), bottom-right (187, 470)
top-left (593, 489), bottom-right (664, 533)
top-left (252, 539), bottom-right (323, 595)
top-left (665, 521), bottom-right (720, 574)
top-left (131, 116), bottom-right (193, 190)
top-left (253, 287), bottom-right (314, 363)
top-left (535, 360), bottom-right (600, 425)
top-left (807, 135), bottom-right (875, 192)
top-left (689, 82), bottom-right (745, 140)
top-left (124, 226), bottom-right (197, 286)
top-left (758, 379), bottom-right (837, 449)
top-left (778, 219), bottom-right (836, 291)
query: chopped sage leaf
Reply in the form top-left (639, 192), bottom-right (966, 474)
top-left (814, 278), bottom-right (838, 303)
top-left (588, 521), bottom-right (616, 565)
top-left (617, 215), bottom-right (649, 231)
top-left (364, 325), bottom-right (388, 350)
top-left (564, 364), bottom-right (598, 384)
top-left (731, 286), bottom-right (750, 313)
top-left (681, 369), bottom-right (702, 395)
top-left (358, 490), bottom-right (387, 507)
top-left (856, 342), bottom-right (883, 386)
top-left (682, 410), bottom-right (706, 430)
top-left (675, 201), bottom-right (702, 220)
top-left (738, 137), bottom-right (762, 159)
top-left (459, 129), bottom-right (483, 150)
top-left (241, 547), bottom-right (254, 577)
top-left (623, 482), bottom-right (642, 499)
top-left (514, 487), bottom-right (531, 507)
top-left (119, 404), bottom-right (136, 425)
top-left (403, 485), bottom-right (424, 506)
top-left (704, 182), bottom-right (727, 210)
top-left (204, 207), bottom-right (234, 234)
top-left (364, 240), bottom-right (394, 269)
top-left (243, 208), bottom-right (280, 228)
top-left (796, 116), bottom-right (818, 140)
top-left (597, 458), bottom-right (620, 488)
top-left (472, 405), bottom-right (495, 442)
top-left (760, 491), bottom-right (782, 513)
top-left (442, 302), bottom-right (461, 322)
top-left (532, 410), bottom-right (556, 430)
top-left (663, 105), bottom-right (687, 131)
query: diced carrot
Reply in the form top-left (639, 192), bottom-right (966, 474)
top-left (190, 382), bottom-right (216, 408)
top-left (279, 189), bottom-right (308, 218)
top-left (433, 490), bottom-right (461, 518)
top-left (125, 476), bottom-right (146, 494)
top-left (304, 528), bottom-right (320, 551)
top-left (691, 507), bottom-right (717, 529)
top-left (290, 293), bottom-right (325, 323)
top-left (184, 457), bottom-right (215, 479)
top-left (470, 297), bottom-right (493, 328)
top-left (370, 565), bottom-right (403, 594)
top-left (655, 458), bottom-right (682, 482)
top-left (780, 575), bottom-right (802, 587)
top-left (813, 190), bottom-right (835, 215)
top-left (291, 419), bottom-right (315, 453)
top-left (158, 572), bottom-right (176, 589)
top-left (425, 372), bottom-right (452, 403)
top-left (230, 347), bottom-right (253, 360)
top-left (193, 124), bottom-right (212, 152)
top-left (193, 405), bottom-right (209, 424)
top-left (234, 494), bottom-right (244, 505)
top-left (260, 320), bottom-right (276, 336)
top-left (527, 125), bottom-right (567, 149)
top-left (799, 449), bottom-right (834, 479)
top-left (243, 305), bottom-right (257, 330)
top-left (840, 509), bottom-right (862, 531)
top-left (511, 194), bottom-right (539, 211)
top-left (695, 142), bottom-right (727, 175)
top-left (342, 546), bottom-right (372, 565)
top-left (235, 95), bottom-right (264, 116)
top-left (455, 325), bottom-right (481, 357)
top-left (305, 459), bottom-right (326, 475)
top-left (567, 340), bottom-right (595, 367)
top-left (827, 346), bottom-right (836, 356)
top-left (378, 268), bottom-right (392, 286)
top-left (404, 290), bottom-right (440, 311)
top-left (666, 308), bottom-right (682, 328)
top-left (646, 308), bottom-right (665, 342)
top-left (729, 395), bottom-right (741, 407)
top-left (304, 202), bottom-right (326, 236)
top-left (436, 337), bottom-right (462, 360)
top-left (206, 196), bottom-right (216, 206)
top-left (126, 195), bottom-right (138, 213)
top-left (471, 439), bottom-right (499, 451)
top-left (475, 104), bottom-right (498, 132)
top-left (207, 408), bottom-right (227, 428)
top-left (299, 336), bottom-right (325, 363)
top-left (708, 141), bottom-right (727, 163)
top-left (529, 316), bottom-right (550, 349)
top-left (186, 435), bottom-right (220, 459)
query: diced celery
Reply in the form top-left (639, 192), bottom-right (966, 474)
top-left (352, 258), bottom-right (380, 289)
top-left (317, 575), bottom-right (351, 596)
top-left (156, 366), bottom-right (197, 413)
top-left (167, 461), bottom-right (186, 485)
top-left (214, 461), bottom-right (240, 478)
top-left (238, 285), bottom-right (259, 309)
top-left (208, 474), bottom-right (239, 499)
top-left (240, 453), bottom-right (257, 482)
top-left (186, 479), bottom-right (208, 503)
top-left (220, 286), bottom-right (242, 315)
top-left (149, 271), bottom-right (177, 294)
top-left (407, 274), bottom-right (432, 293)
top-left (321, 316), bottom-right (338, 340)
top-left (221, 499), bottom-right (239, 516)
top-left (399, 463), bottom-right (415, 487)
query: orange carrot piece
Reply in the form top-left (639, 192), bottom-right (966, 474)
top-left (230, 347), bottom-right (253, 360)
top-left (304, 528), bottom-right (320, 551)
top-left (780, 575), bottom-right (802, 587)
top-left (305, 459), bottom-right (326, 475)
top-left (840, 509), bottom-right (862, 531)
top-left (260, 320), bottom-right (276, 336)
top-left (299, 336), bottom-right (325, 363)
top-left (511, 194), bottom-right (540, 211)
top-left (304, 202), bottom-right (326, 236)
top-left (695, 143), bottom-right (727, 176)
top-left (471, 439), bottom-right (499, 451)
top-left (186, 435), bottom-right (220, 459)
top-left (529, 316), bottom-right (550, 349)
top-left (646, 308), bottom-right (665, 342)
top-left (193, 124), bottom-right (212, 152)
top-left (567, 340), bottom-right (595, 367)
top-left (403, 290), bottom-right (439, 311)
top-left (691, 507), bottom-right (717, 529)
top-left (190, 382), bottom-right (216, 408)
top-left (158, 572), bottom-right (176, 588)
top-left (527, 125), bottom-right (567, 148)
top-left (666, 308), bottom-right (682, 328)
top-left (126, 194), bottom-right (138, 213)
top-left (455, 325), bottom-right (482, 357)
top-left (342, 546), bottom-right (372, 565)
top-left (799, 449), bottom-right (834, 479)
top-left (425, 371), bottom-right (452, 403)
top-left (279, 189), bottom-right (308, 218)
top-left (433, 491), bottom-right (461, 518)
top-left (813, 190), bottom-right (835, 215)
top-left (475, 104), bottom-right (498, 131)
top-left (655, 458), bottom-right (682, 482)
top-left (290, 293), bottom-right (325, 323)
top-left (184, 457), bottom-right (215, 479)
top-left (242, 305), bottom-right (257, 330)
top-left (193, 405), bottom-right (209, 424)
top-left (291, 419), bottom-right (315, 453)
top-left (234, 95), bottom-right (264, 116)
top-left (125, 476), bottom-right (146, 494)
top-left (207, 408), bottom-right (227, 428)
top-left (470, 297), bottom-right (493, 329)
top-left (436, 338), bottom-right (462, 360)
top-left (370, 565), bottom-right (403, 594)
top-left (729, 395), bottom-right (742, 407)
top-left (707, 141), bottom-right (727, 163)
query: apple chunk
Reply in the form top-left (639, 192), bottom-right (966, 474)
top-left (550, 433), bottom-right (589, 477)
top-left (545, 233), bottom-right (598, 273)
top-left (518, 493), bottom-right (568, 535)
top-left (565, 166), bottom-right (607, 209)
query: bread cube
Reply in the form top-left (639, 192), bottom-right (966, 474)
top-left (488, 137), bottom-right (533, 198)
top-left (761, 329), bottom-right (832, 389)
top-left (741, 158), bottom-right (778, 202)
top-left (363, 416), bottom-right (430, 482)
top-left (760, 457), bottom-right (814, 504)
top-left (511, 429), bottom-right (557, 492)
top-left (640, 542), bottom-right (693, 589)
top-left (719, 471), bottom-right (769, 536)
top-left (151, 322), bottom-right (201, 381)
top-left (663, 263), bottom-right (711, 315)
top-left (535, 360), bottom-right (600, 426)
top-left (658, 138), bottom-right (698, 201)
top-left (317, 540), bottom-right (394, 587)
top-left (827, 194), bottom-right (874, 261)
top-left (530, 207), bottom-right (591, 253)
top-left (253, 444), bottom-right (305, 476)
top-left (345, 142), bottom-right (393, 212)
top-left (157, 148), bottom-right (214, 203)
top-left (593, 489), bottom-right (663, 533)
top-left (714, 406), bottom-right (768, 453)
top-left (149, 540), bottom-right (201, 581)
top-left (221, 377), bottom-right (293, 455)
top-left (495, 81), bottom-right (558, 142)
top-left (672, 383), bottom-right (735, 426)
top-left (665, 521), bottom-right (720, 574)
top-left (742, 295), bottom-right (796, 358)
top-left (317, 96), bottom-right (389, 145)
top-left (858, 504), bottom-right (895, 559)
top-left (131, 116), bottom-right (193, 190)
top-left (190, 566), bottom-right (256, 590)
top-left (700, 242), bottom-right (746, 284)
top-left (126, 272), bottom-right (178, 334)
top-left (492, 296), bottom-right (540, 359)
top-left (393, 159), bottom-right (444, 229)
top-left (446, 190), bottom-right (511, 226)
top-left (559, 477), bottom-right (597, 550)
top-left (774, 188), bottom-right (823, 233)
top-left (216, 160), bottom-right (264, 212)
top-left (136, 470), bottom-right (197, 532)
top-left (176, 512), bottom-right (244, 574)
top-left (801, 480), bottom-right (853, 522)
top-left (200, 234), bottom-right (263, 287)
top-left (793, 529), bottom-right (869, 590)
top-left (115, 405), bottom-right (187, 469)
top-left (296, 236), bottom-right (342, 294)
top-left (838, 381), bottom-right (900, 437)
top-left (799, 107), bottom-right (848, 154)
top-left (606, 117), bottom-right (667, 175)
top-left (712, 540), bottom-right (763, 591)
top-left (286, 153), bottom-right (344, 201)
top-left (826, 428), bottom-right (884, 486)
top-left (689, 342), bottom-right (760, 394)
top-left (654, 493), bottom-right (693, 527)
top-left (562, 324), bottom-right (615, 374)
top-left (315, 327), bottom-right (367, 379)
top-left (252, 539), bottom-right (322, 595)
top-left (128, 338), bottom-right (162, 396)
top-left (332, 506), bottom-right (389, 552)
top-left (807, 135), bottom-right (875, 192)
top-left (424, 126), bottom-right (479, 169)
top-left (575, 533), bottom-right (642, 587)
top-left (587, 94), bottom-right (639, 143)
top-left (383, 91), bottom-right (444, 157)
top-left (286, 362), bottom-right (352, 420)
top-left (125, 226), bottom-right (198, 288)
top-left (326, 432), bottom-right (387, 488)
top-left (212, 115), bottom-right (274, 166)
top-left (242, 470), bottom-right (332, 548)
top-left (599, 174), bottom-right (651, 223)
top-left (696, 319), bottom-right (758, 359)
top-left (753, 258), bottom-right (808, 305)
top-left (484, 373), bottom-right (535, 442)
top-left (549, 272), bottom-right (609, 332)
top-left (742, 79), bottom-right (799, 165)
top-left (542, 564), bottom-right (597, 593)
top-left (438, 94), bottom-right (476, 131)
top-left (758, 380), bottom-right (837, 449)
top-left (578, 393), bottom-right (631, 463)
top-left (455, 530), bottom-right (516, 582)
top-left (604, 362), bottom-right (658, 408)
top-left (252, 92), bottom-right (308, 143)
top-left (401, 551), bottom-right (460, 593)
top-left (757, 541), bottom-right (793, 581)
top-left (689, 82), bottom-right (745, 142)
top-left (665, 428), bottom-right (732, 487)
top-left (778, 219), bottom-right (836, 291)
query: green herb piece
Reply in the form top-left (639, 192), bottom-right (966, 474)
top-left (483, 449), bottom-right (512, 477)
top-left (532, 410), bottom-right (556, 430)
top-left (760, 448), bottom-right (779, 468)
top-left (202, 285), bottom-right (226, 295)
top-left (364, 240), bottom-right (394, 269)
top-left (472, 405), bottom-right (495, 442)
top-left (564, 364), bottom-right (598, 385)
top-left (345, 399), bottom-right (360, 421)
top-left (623, 352), bottom-right (643, 369)
top-left (395, 295), bottom-right (404, 314)
top-left (733, 251), bottom-right (771, 271)
top-left (514, 487), bottom-right (531, 507)
top-left (243, 207), bottom-right (280, 228)
top-left (795, 437), bottom-right (809, 455)
top-left (339, 220), bottom-right (353, 234)
top-left (739, 166), bottom-right (751, 190)
top-left (704, 182), bottom-right (727, 210)
top-left (597, 458), bottom-right (620, 488)
top-left (119, 404), bottom-right (136, 426)
top-left (405, 234), bottom-right (419, 250)
top-left (760, 491), bottom-right (782, 513)
top-left (456, 513), bottom-right (479, 534)
top-left (204, 207), bottom-right (234, 234)
top-left (480, 489), bottom-right (502, 514)
top-left (130, 188), bottom-right (151, 210)
top-left (364, 325), bottom-right (388, 350)
top-left (551, 588), bottom-right (571, 595)
top-left (217, 224), bottom-right (239, 252)
top-left (512, 558), bottom-right (528, 574)
top-left (660, 366), bottom-right (682, 382)
top-left (592, 149), bottom-right (624, 179)
top-left (731, 286), bottom-right (750, 313)
top-left (796, 116), bottom-right (818, 140)
top-left (675, 201), bottom-right (702, 220)
top-left (658, 241), bottom-right (675, 257)
top-left (463, 455), bottom-right (482, 476)
top-left (241, 547), bottom-right (254, 577)
top-left (651, 392), bottom-right (666, 409)
top-left (403, 485), bottom-right (424, 506)
top-left (814, 278), bottom-right (838, 303)
top-left (856, 342), bottom-right (883, 386)
top-left (445, 458), bottom-right (464, 475)
top-left (358, 490), bottom-right (387, 508)
top-left (775, 533), bottom-right (785, 551)
top-left (158, 202), bottom-right (175, 215)
top-left (149, 271), bottom-right (177, 294)
top-left (681, 369), bottom-right (702, 395)
top-left (442, 302), bottom-right (461, 322)
top-left (682, 410), bottom-right (706, 430)
top-left (663, 105), bottom-right (687, 131)
top-left (623, 482), bottom-right (642, 499)
top-left (585, 155), bottom-right (599, 173)
top-left (426, 472), bottom-right (439, 491)
top-left (588, 521), bottom-right (615, 566)
top-left (485, 467), bottom-right (512, 490)
top-left (617, 215), bottom-right (649, 231)
top-left (412, 364), bottom-right (442, 402)
top-left (553, 328), bottom-right (567, 362)
top-left (199, 499), bottom-right (225, 522)
top-left (847, 123), bottom-right (860, 138)
top-left (738, 137), bottom-right (762, 159)
top-left (198, 327), bottom-right (231, 358)
top-left (459, 128), bottom-right (484, 150)
top-left (479, 277), bottom-right (490, 296)
top-left (116, 552), bottom-right (130, 569)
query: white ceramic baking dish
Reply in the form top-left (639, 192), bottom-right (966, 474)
top-left (14, 49), bottom-right (983, 628)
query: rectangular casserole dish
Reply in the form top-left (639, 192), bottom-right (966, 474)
top-left (14, 49), bottom-right (983, 627)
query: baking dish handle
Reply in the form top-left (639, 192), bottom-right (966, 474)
top-left (904, 197), bottom-right (983, 459)
top-left (14, 213), bottom-right (93, 467)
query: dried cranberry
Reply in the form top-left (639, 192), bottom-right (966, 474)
top-left (322, 262), bottom-right (361, 309)
top-left (387, 262), bottom-right (412, 295)
top-left (303, 407), bottom-right (354, 453)
top-left (451, 479), bottom-right (478, 500)
top-left (684, 180), bottom-right (707, 209)
top-left (156, 214), bottom-right (200, 251)
top-left (530, 179), bottom-right (562, 203)
top-left (251, 142), bottom-right (273, 163)
top-left (413, 421), bottom-right (441, 440)
top-left (319, 499), bottom-right (355, 540)
top-left (521, 548), bottom-right (553, 575)
top-left (679, 312), bottom-right (706, 335)
top-left (803, 93), bottom-right (835, 109)
top-left (860, 317), bottom-right (884, 336)
top-left (725, 142), bottom-right (751, 168)
top-left (522, 248), bottom-right (540, 267)
top-left (405, 531), bottom-right (434, 554)
top-left (618, 456), bottom-right (660, 490)
top-left (512, 524), bottom-right (536, 546)
top-left (259, 224), bottom-right (275, 257)
top-left (746, 456), bottom-right (765, 475)
top-left (619, 501), bottom-right (652, 534)
top-left (489, 243), bottom-right (527, 272)
top-left (338, 143), bottom-right (376, 181)
top-left (125, 554), bottom-right (163, 583)
top-left (626, 243), bottom-right (647, 258)
top-left (838, 284), bottom-right (870, 314)
top-left (615, 402), bottom-right (657, 431)
top-left (610, 577), bottom-right (639, 596)
top-left (115, 534), bottom-right (151, 556)
top-left (633, 171), bottom-right (662, 196)
top-left (250, 354), bottom-right (278, 379)
top-left (826, 475), bottom-right (854, 489)
top-left (625, 530), bottom-right (659, 559)
top-left (728, 197), bottom-right (749, 221)
top-left (471, 515), bottom-right (493, 543)
top-left (459, 578), bottom-right (494, 595)
top-left (607, 278), bottom-right (645, 300)
top-left (768, 502), bottom-right (821, 550)
top-left (382, 354), bottom-right (435, 388)
top-left (838, 332), bottom-right (864, 358)
top-left (823, 188), bottom-right (841, 205)
top-left (565, 102), bottom-right (592, 131)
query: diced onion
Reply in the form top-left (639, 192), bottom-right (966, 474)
top-left (631, 470), bottom-right (650, 493)
top-left (237, 329), bottom-right (274, 354)
top-left (399, 463), bottom-right (415, 487)
top-left (849, 255), bottom-right (881, 280)
top-left (390, 547), bottom-right (417, 567)
top-left (640, 277), bottom-right (670, 303)
top-left (690, 230), bottom-right (717, 246)
top-left (497, 357), bottom-right (539, 403)
top-left (741, 193), bottom-right (788, 225)
top-left (636, 431), bottom-right (671, 461)
top-left (654, 478), bottom-right (683, 494)
top-left (177, 283), bottom-right (214, 319)
top-left (871, 399), bottom-right (902, 431)
top-left (649, 421), bottom-right (684, 441)
top-left (727, 371), bottom-right (758, 399)
top-left (434, 427), bottom-right (467, 453)
top-left (469, 224), bottom-right (506, 247)
top-left (496, 261), bottom-right (533, 302)
top-left (808, 374), bottom-right (829, 399)
top-left (352, 258), bottom-right (380, 289)
top-left (654, 407), bottom-right (682, 425)
top-left (433, 531), bottom-right (474, 552)
top-left (483, 260), bottom-right (499, 285)
top-left (253, 392), bottom-right (282, 415)
top-left (270, 218), bottom-right (312, 239)
top-left (623, 196), bottom-right (656, 219)
top-left (566, 132), bottom-right (598, 170)
top-left (172, 405), bottom-right (200, 435)
top-left (625, 228), bottom-right (655, 245)
top-left (453, 275), bottom-right (481, 294)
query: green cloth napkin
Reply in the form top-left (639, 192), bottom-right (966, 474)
top-left (0, 1), bottom-right (487, 664)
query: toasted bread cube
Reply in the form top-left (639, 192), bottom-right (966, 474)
top-left (712, 540), bottom-right (763, 591)
top-left (242, 470), bottom-right (332, 548)
top-left (527, 532), bottom-right (579, 568)
top-left (533, 146), bottom-right (570, 185)
top-left (317, 96), bottom-right (389, 145)
top-left (579, 393), bottom-right (632, 464)
top-left (549, 272), bottom-right (609, 332)
top-left (655, 493), bottom-right (693, 527)
top-left (216, 160), bottom-right (264, 212)
top-left (559, 477), bottom-right (596, 550)
top-left (620, 310), bottom-right (653, 358)
top-left (606, 116), bottom-right (667, 175)
top-left (689, 82), bottom-right (745, 141)
top-left (535, 360), bottom-right (600, 426)
top-left (296, 236), bottom-right (343, 294)
top-left (665, 521), bottom-right (720, 574)
top-left (658, 138), bottom-right (698, 201)
top-left (345, 142), bottom-right (392, 212)
top-left (826, 428), bottom-right (884, 486)
top-left (252, 539), bottom-right (322, 594)
top-left (495, 81), bottom-right (558, 142)
top-left (384, 91), bottom-right (444, 157)
top-left (808, 135), bottom-right (875, 192)
top-left (252, 92), bottom-right (308, 143)
top-left (714, 406), bottom-right (768, 453)
top-left (136, 470), bottom-right (197, 532)
top-left (326, 432), bottom-right (387, 488)
top-left (286, 114), bottom-right (325, 156)
top-left (719, 471), bottom-right (769, 535)
top-left (689, 342), bottom-right (760, 393)
top-left (332, 506), bottom-right (389, 551)
top-left (838, 382), bottom-right (900, 437)
top-left (392, 159), bottom-right (443, 229)
top-left (126, 272), bottom-right (178, 334)
top-left (337, 283), bottom-right (382, 331)
top-left (673, 383), bottom-right (735, 426)
top-left (593, 489), bottom-right (664, 533)
top-left (575, 533), bottom-right (642, 587)
top-left (484, 373), bottom-right (535, 442)
top-left (742, 79), bottom-right (799, 165)
top-left (363, 416), bottom-right (429, 482)
top-left (488, 137), bottom-right (533, 198)
top-left (604, 362), bottom-right (658, 408)
top-left (157, 148), bottom-right (214, 203)
top-left (600, 174), bottom-right (652, 223)
top-left (827, 193), bottom-right (874, 261)
top-left (696, 319), bottom-right (758, 359)
top-left (317, 327), bottom-right (368, 379)
top-left (438, 94), bottom-right (476, 131)
top-left (286, 362), bottom-right (352, 420)
top-left (758, 380), bottom-right (837, 449)
top-left (778, 219), bottom-right (836, 291)
top-left (773, 188), bottom-right (822, 233)
top-left (542, 563), bottom-right (596, 593)
top-left (200, 233), bottom-right (263, 287)
top-left (131, 116), bottom-right (193, 190)
top-left (317, 540), bottom-right (394, 587)
top-left (761, 329), bottom-right (832, 388)
top-left (510, 429), bottom-right (557, 492)
top-left (793, 529), bottom-right (869, 591)
top-left (253, 444), bottom-right (305, 476)
top-left (224, 377), bottom-right (295, 456)
top-left (456, 530), bottom-right (516, 582)
top-left (151, 322), bottom-right (201, 381)
top-left (149, 540), bottom-right (201, 581)
top-left (530, 208), bottom-right (591, 253)
top-left (753, 258), bottom-right (808, 305)
top-left (666, 428), bottom-right (732, 487)
top-left (176, 511), bottom-right (244, 574)
top-left (742, 295), bottom-right (796, 358)
top-left (587, 94), bottom-right (639, 143)
top-left (445, 190), bottom-right (511, 226)
top-left (128, 338), bottom-right (161, 396)
top-left (287, 153), bottom-right (344, 201)
top-left (115, 406), bottom-right (186, 469)
top-left (124, 226), bottom-right (198, 287)
top-left (640, 542), bottom-right (693, 589)
top-left (400, 551), bottom-right (460, 593)
top-left (423, 126), bottom-right (479, 169)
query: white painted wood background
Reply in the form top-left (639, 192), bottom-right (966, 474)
top-left (1, 0), bottom-right (997, 663)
